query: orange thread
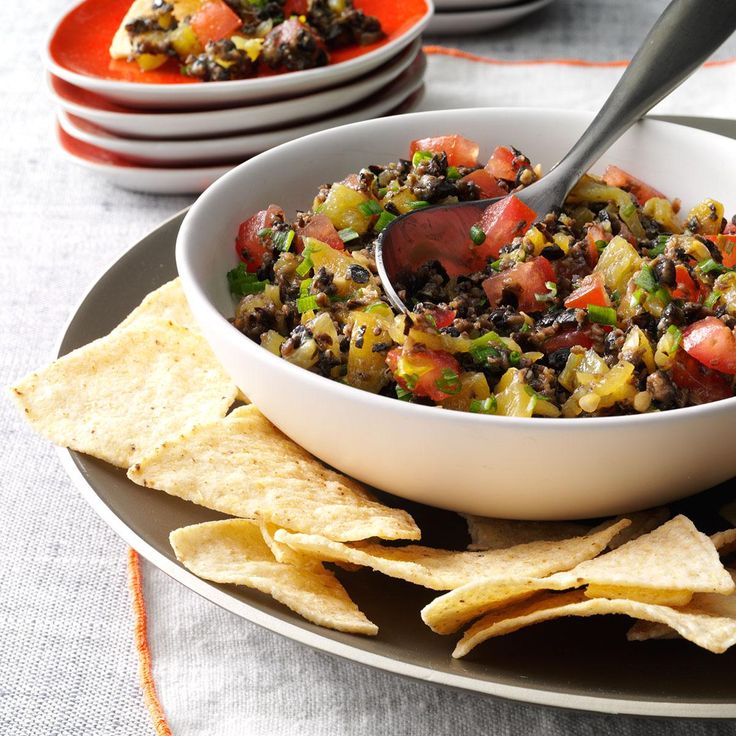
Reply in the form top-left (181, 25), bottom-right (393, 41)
top-left (128, 548), bottom-right (174, 736)
top-left (422, 44), bottom-right (736, 69)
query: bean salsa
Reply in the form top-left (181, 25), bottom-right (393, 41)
top-left (227, 134), bottom-right (736, 418)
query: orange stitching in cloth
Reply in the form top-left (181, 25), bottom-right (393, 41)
top-left (128, 548), bottom-right (174, 736)
top-left (422, 45), bottom-right (736, 69)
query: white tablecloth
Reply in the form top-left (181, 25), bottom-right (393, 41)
top-left (3, 1), bottom-right (736, 733)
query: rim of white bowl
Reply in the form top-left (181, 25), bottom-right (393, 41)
top-left (176, 106), bottom-right (736, 431)
top-left (42, 0), bottom-right (434, 102)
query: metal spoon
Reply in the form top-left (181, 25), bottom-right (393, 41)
top-left (375, 0), bottom-right (736, 314)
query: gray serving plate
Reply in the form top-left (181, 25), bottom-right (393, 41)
top-left (57, 116), bottom-right (736, 718)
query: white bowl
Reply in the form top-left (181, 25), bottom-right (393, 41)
top-left (176, 108), bottom-right (736, 520)
top-left (43, 0), bottom-right (433, 110)
top-left (426, 0), bottom-right (553, 35)
top-left (46, 39), bottom-right (421, 140)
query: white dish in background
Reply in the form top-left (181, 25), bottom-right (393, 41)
top-left (426, 0), bottom-right (554, 35)
top-left (176, 107), bottom-right (736, 520)
top-left (57, 55), bottom-right (426, 165)
top-left (433, 0), bottom-right (542, 9)
top-left (46, 39), bottom-right (421, 141)
top-left (55, 125), bottom-right (234, 194)
top-left (43, 0), bottom-right (433, 110)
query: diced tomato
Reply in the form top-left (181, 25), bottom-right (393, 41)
top-left (585, 224), bottom-right (611, 266)
top-left (386, 346), bottom-right (462, 402)
top-left (564, 273), bottom-right (610, 310)
top-left (426, 307), bottom-right (456, 329)
top-left (190, 0), bottom-right (242, 44)
top-left (482, 257), bottom-right (556, 314)
top-left (670, 264), bottom-right (702, 302)
top-left (602, 165), bottom-right (665, 205)
top-left (542, 327), bottom-right (595, 353)
top-left (459, 169), bottom-right (506, 199)
top-left (477, 195), bottom-right (537, 260)
top-left (235, 204), bottom-right (284, 272)
top-left (484, 146), bottom-right (526, 182)
top-left (283, 0), bottom-right (308, 15)
top-left (682, 317), bottom-right (736, 375)
top-left (705, 234), bottom-right (736, 269)
top-left (295, 214), bottom-right (344, 252)
top-left (409, 135), bottom-right (480, 168)
top-left (671, 351), bottom-right (733, 404)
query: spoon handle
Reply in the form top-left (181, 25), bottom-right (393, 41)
top-left (537, 0), bottom-right (736, 202)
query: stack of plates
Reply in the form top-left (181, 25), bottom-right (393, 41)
top-left (43, 0), bottom-right (433, 194)
top-left (427, 0), bottom-right (553, 35)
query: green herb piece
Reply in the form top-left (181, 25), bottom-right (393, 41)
top-left (635, 264), bottom-right (658, 293)
top-left (653, 287), bottom-right (671, 307)
top-left (296, 295), bottom-right (319, 313)
top-left (611, 289), bottom-right (621, 304)
top-left (509, 350), bottom-right (521, 367)
top-left (338, 227), bottom-right (360, 243)
top-left (470, 345), bottom-right (500, 364)
top-left (411, 150), bottom-right (434, 167)
top-left (395, 386), bottom-right (413, 401)
top-left (667, 324), bottom-right (683, 350)
top-left (295, 258), bottom-right (313, 277)
top-left (621, 202), bottom-right (637, 219)
top-left (299, 278), bottom-right (312, 297)
top-left (631, 288), bottom-right (645, 306)
top-left (401, 372), bottom-right (419, 390)
top-left (435, 368), bottom-right (462, 396)
top-left (408, 200), bottom-right (430, 210)
top-left (358, 199), bottom-right (383, 217)
top-left (470, 224), bottom-right (486, 245)
top-left (227, 264), bottom-right (267, 297)
top-left (377, 186), bottom-right (388, 198)
top-left (374, 210), bottom-right (397, 232)
top-left (587, 304), bottom-right (617, 326)
top-left (534, 281), bottom-right (558, 303)
top-left (257, 227), bottom-right (272, 238)
top-left (469, 396), bottom-right (497, 414)
top-left (519, 322), bottom-right (531, 334)
top-left (365, 302), bottom-right (390, 313)
top-left (524, 385), bottom-right (546, 401)
top-left (595, 239), bottom-right (608, 253)
top-left (272, 229), bottom-right (295, 252)
top-left (704, 290), bottom-right (722, 309)
top-left (698, 258), bottom-right (726, 276)
top-left (489, 259), bottom-right (502, 272)
top-left (446, 165), bottom-right (460, 180)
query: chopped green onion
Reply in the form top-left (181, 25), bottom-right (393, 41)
top-left (469, 331), bottom-right (502, 363)
top-left (611, 289), bottom-right (621, 305)
top-left (374, 210), bottom-right (397, 232)
top-left (435, 368), bottom-right (461, 395)
top-left (524, 385), bottom-right (546, 401)
top-left (401, 372), bottom-right (419, 390)
top-left (358, 199), bottom-right (383, 217)
top-left (295, 258), bottom-right (312, 277)
top-left (635, 264), bottom-right (658, 293)
top-left (411, 150), bottom-right (433, 167)
top-left (595, 239), bottom-right (608, 253)
top-left (653, 286), bottom-right (671, 306)
top-left (519, 322), bottom-right (531, 334)
top-left (667, 324), bottom-right (682, 350)
top-left (296, 295), bottom-right (319, 313)
top-left (299, 278), bottom-right (311, 297)
top-left (587, 304), bottom-right (617, 326)
top-left (377, 186), bottom-right (388, 198)
top-left (621, 202), bottom-right (637, 218)
top-left (698, 258), bottom-right (726, 275)
top-left (509, 350), bottom-right (521, 367)
top-left (338, 227), bottom-right (360, 243)
top-left (647, 242), bottom-right (666, 257)
top-left (704, 290), bottom-right (722, 309)
top-left (470, 224), bottom-right (486, 245)
top-left (631, 288), bottom-right (645, 306)
top-left (535, 281), bottom-right (558, 303)
top-left (365, 302), bottom-right (389, 313)
top-left (424, 313), bottom-right (437, 328)
top-left (489, 259), bottom-right (502, 272)
top-left (227, 264), bottom-right (268, 297)
top-left (408, 200), bottom-right (430, 210)
top-left (272, 229), bottom-right (295, 252)
top-left (395, 386), bottom-right (413, 401)
top-left (257, 227), bottom-right (272, 238)
top-left (446, 165), bottom-right (460, 180)
top-left (470, 396), bottom-right (497, 414)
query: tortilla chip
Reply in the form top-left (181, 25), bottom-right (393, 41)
top-left (276, 520), bottom-right (629, 595)
top-left (116, 278), bottom-right (197, 333)
top-left (462, 515), bottom-right (588, 551)
top-left (259, 521), bottom-right (322, 569)
top-left (128, 405), bottom-right (420, 542)
top-left (545, 515), bottom-right (734, 604)
top-left (720, 501), bottom-right (736, 527)
top-left (454, 588), bottom-right (736, 657)
top-left (170, 519), bottom-right (377, 635)
top-left (712, 528), bottom-right (736, 558)
top-left (9, 318), bottom-right (237, 468)
top-left (603, 507), bottom-right (670, 550)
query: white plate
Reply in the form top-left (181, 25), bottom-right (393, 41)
top-left (47, 40), bottom-right (421, 141)
top-left (43, 0), bottom-right (433, 110)
top-left (433, 0), bottom-right (541, 10)
top-left (176, 107), bottom-right (736, 520)
top-left (426, 0), bottom-right (553, 34)
top-left (57, 54), bottom-right (427, 165)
